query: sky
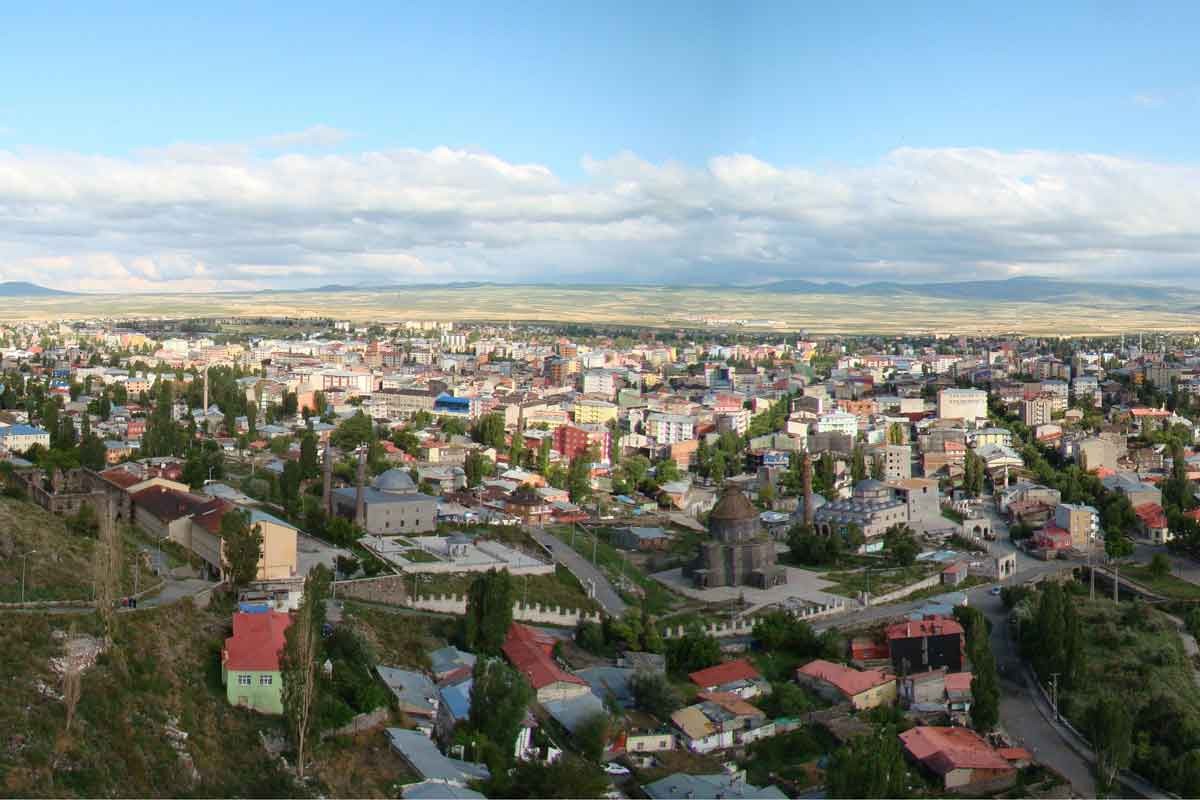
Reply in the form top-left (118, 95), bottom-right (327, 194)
top-left (2, 1), bottom-right (1200, 292)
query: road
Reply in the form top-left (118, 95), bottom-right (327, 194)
top-left (528, 527), bottom-right (628, 617)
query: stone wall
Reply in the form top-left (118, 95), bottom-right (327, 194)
top-left (660, 596), bottom-right (847, 639)
top-left (330, 576), bottom-right (602, 627)
top-left (864, 573), bottom-right (940, 606)
top-left (320, 708), bottom-right (392, 740)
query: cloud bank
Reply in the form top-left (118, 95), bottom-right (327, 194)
top-left (1, 135), bottom-right (1199, 292)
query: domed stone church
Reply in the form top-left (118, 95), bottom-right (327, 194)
top-left (687, 486), bottom-right (787, 589)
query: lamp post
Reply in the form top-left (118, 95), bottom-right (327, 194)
top-left (19, 549), bottom-right (37, 604)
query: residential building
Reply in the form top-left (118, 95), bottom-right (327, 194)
top-left (221, 611), bottom-right (291, 714)
top-left (687, 658), bottom-right (767, 699)
top-left (386, 728), bottom-right (490, 790)
top-left (573, 398), bottom-right (617, 425)
top-left (502, 623), bottom-right (590, 703)
top-left (899, 726), bottom-right (1017, 792)
top-left (1135, 502), bottom-right (1171, 544)
top-left (815, 411), bottom-right (859, 438)
top-left (936, 388), bottom-right (988, 424)
top-left (0, 424), bottom-right (51, 453)
top-left (552, 422), bottom-right (610, 463)
top-left (645, 412), bottom-right (696, 445)
top-left (795, 659), bottom-right (897, 710)
top-left (1054, 503), bottom-right (1099, 550)
top-left (643, 773), bottom-right (786, 800)
top-left (886, 616), bottom-right (965, 675)
top-left (1020, 395), bottom-right (1054, 426)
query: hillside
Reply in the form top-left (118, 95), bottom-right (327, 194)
top-left (0, 495), bottom-right (153, 604)
top-left (0, 281), bottom-right (73, 297)
top-left (0, 598), bottom-right (443, 797)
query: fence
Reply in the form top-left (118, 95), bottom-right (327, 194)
top-left (320, 708), bottom-right (392, 740)
top-left (863, 573), bottom-right (941, 606)
top-left (661, 596), bottom-right (847, 639)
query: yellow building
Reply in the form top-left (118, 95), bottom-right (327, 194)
top-left (574, 398), bottom-right (618, 425)
top-left (796, 659), bottom-right (897, 710)
top-left (188, 503), bottom-right (299, 582)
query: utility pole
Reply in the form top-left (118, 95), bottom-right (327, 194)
top-left (592, 531), bottom-right (598, 565)
top-left (19, 550), bottom-right (36, 604)
top-left (1050, 672), bottom-right (1061, 721)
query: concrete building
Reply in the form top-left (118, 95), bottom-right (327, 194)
top-left (815, 411), bottom-right (859, 438)
top-left (813, 480), bottom-right (909, 547)
top-left (936, 388), bottom-right (988, 424)
top-left (646, 413), bottom-right (696, 445)
top-left (1020, 394), bottom-right (1054, 426)
top-left (1054, 503), bottom-right (1099, 550)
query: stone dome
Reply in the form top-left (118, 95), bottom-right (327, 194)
top-left (708, 486), bottom-right (761, 543)
top-left (373, 468), bottom-right (417, 493)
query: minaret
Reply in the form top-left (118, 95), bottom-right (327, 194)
top-left (802, 452), bottom-right (814, 528)
top-left (203, 367), bottom-right (209, 413)
top-left (322, 440), bottom-right (333, 517)
top-left (354, 447), bottom-right (367, 529)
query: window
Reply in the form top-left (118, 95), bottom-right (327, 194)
top-left (238, 674), bottom-right (252, 686)
top-left (260, 675), bottom-right (273, 686)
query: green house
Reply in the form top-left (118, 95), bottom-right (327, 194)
top-left (221, 611), bottom-right (292, 715)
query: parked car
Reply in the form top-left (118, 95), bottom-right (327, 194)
top-left (603, 763), bottom-right (631, 776)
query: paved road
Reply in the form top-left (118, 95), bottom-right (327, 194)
top-left (528, 527), bottom-right (628, 617)
top-left (978, 591), bottom-right (1099, 797)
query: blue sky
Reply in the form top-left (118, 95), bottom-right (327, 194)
top-left (1, 1), bottom-right (1199, 290)
top-left (3, 1), bottom-right (1197, 169)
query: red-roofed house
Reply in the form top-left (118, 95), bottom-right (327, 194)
top-left (1033, 523), bottom-right (1072, 552)
top-left (899, 726), bottom-right (1017, 792)
top-left (222, 611), bottom-right (292, 714)
top-left (502, 623), bottom-right (589, 703)
top-left (796, 659), bottom-right (897, 709)
top-left (688, 658), bottom-right (767, 699)
top-left (1135, 502), bottom-right (1171, 544)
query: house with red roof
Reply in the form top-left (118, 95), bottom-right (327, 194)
top-left (688, 658), bottom-right (767, 699)
top-left (1134, 502), bottom-right (1171, 544)
top-left (899, 725), bottom-right (1018, 792)
top-left (796, 659), bottom-right (896, 710)
top-left (221, 611), bottom-right (292, 714)
top-left (1033, 523), bottom-right (1072, 552)
top-left (502, 623), bottom-right (589, 703)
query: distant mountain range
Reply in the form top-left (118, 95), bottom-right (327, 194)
top-left (751, 276), bottom-right (1190, 304)
top-left (0, 281), bottom-right (75, 297)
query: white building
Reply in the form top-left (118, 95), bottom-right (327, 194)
top-left (645, 413), bottom-right (696, 445)
top-left (815, 411), bottom-right (859, 438)
top-left (582, 370), bottom-right (618, 398)
top-left (936, 388), bottom-right (988, 424)
top-left (0, 424), bottom-right (51, 453)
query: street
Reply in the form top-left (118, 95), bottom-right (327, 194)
top-left (528, 527), bottom-right (628, 616)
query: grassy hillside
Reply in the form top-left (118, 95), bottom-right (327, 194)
top-left (0, 598), bottom-right (442, 797)
top-left (0, 496), bottom-right (154, 603)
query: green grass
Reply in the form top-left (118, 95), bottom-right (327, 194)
top-left (740, 726), bottom-right (834, 789)
top-left (941, 507), bottom-right (965, 524)
top-left (409, 565), bottom-right (601, 612)
top-left (399, 548), bottom-right (440, 564)
top-left (821, 563), bottom-right (940, 598)
top-left (1121, 564), bottom-right (1200, 600)
top-left (0, 496), bottom-right (156, 603)
top-left (548, 525), bottom-right (679, 615)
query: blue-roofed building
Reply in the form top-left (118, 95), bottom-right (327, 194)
top-left (386, 728), bottom-right (489, 788)
top-left (543, 691), bottom-right (605, 734)
top-left (0, 424), bottom-right (50, 453)
top-left (612, 526), bottom-right (671, 551)
top-left (436, 678), bottom-right (473, 742)
top-left (402, 782), bottom-right (485, 800)
top-left (377, 666), bottom-right (438, 724)
top-left (575, 666), bottom-right (636, 708)
top-left (429, 645), bottom-right (476, 681)
top-left (434, 393), bottom-right (471, 417)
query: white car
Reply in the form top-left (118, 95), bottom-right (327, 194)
top-left (989, 586), bottom-right (1002, 596)
top-left (603, 763), bottom-right (631, 776)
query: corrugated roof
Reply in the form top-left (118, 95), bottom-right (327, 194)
top-left (223, 611), bottom-right (291, 672)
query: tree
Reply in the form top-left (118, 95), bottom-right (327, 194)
top-left (465, 569), bottom-right (514, 656)
top-left (489, 754), bottom-right (608, 799)
top-left (280, 564), bottom-right (331, 779)
top-left (442, 416), bottom-right (467, 437)
top-left (464, 450), bottom-right (492, 488)
top-left (79, 433), bottom-right (107, 471)
top-left (567, 450), bottom-right (593, 504)
top-left (331, 410), bottom-right (375, 449)
top-left (884, 524), bottom-right (919, 566)
top-left (709, 451), bottom-right (726, 485)
top-left (472, 413), bottom-right (507, 449)
top-left (536, 438), bottom-right (552, 475)
top-left (221, 509), bottom-right (264, 590)
top-left (655, 458), bottom-right (681, 483)
top-left (299, 432), bottom-right (319, 479)
top-left (468, 656), bottom-right (534, 763)
top-left (630, 671), bottom-right (682, 720)
top-left (757, 481), bottom-right (775, 508)
top-left (886, 422), bottom-right (905, 445)
top-left (664, 627), bottom-right (721, 675)
top-left (1087, 695), bottom-right (1133, 796)
top-left (851, 444), bottom-right (867, 483)
top-left (1150, 552), bottom-right (1171, 580)
top-left (826, 730), bottom-right (909, 799)
top-left (1105, 529), bottom-right (1135, 604)
top-left (574, 712), bottom-right (611, 762)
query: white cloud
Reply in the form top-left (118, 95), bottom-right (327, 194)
top-left (1133, 93), bottom-right (1166, 108)
top-left (0, 143), bottom-right (1199, 292)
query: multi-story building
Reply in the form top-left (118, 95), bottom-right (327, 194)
top-left (552, 422), bottom-right (611, 463)
top-left (936, 388), bottom-right (988, 424)
top-left (1071, 376), bottom-right (1102, 406)
top-left (815, 411), bottom-right (859, 438)
top-left (1020, 394), bottom-right (1054, 426)
top-left (573, 398), bottom-right (618, 426)
top-left (0, 424), bottom-right (51, 453)
top-left (645, 413), bottom-right (696, 445)
top-left (1054, 503), bottom-right (1099, 550)
top-left (581, 370), bottom-right (618, 398)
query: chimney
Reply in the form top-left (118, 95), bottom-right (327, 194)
top-left (354, 447), bottom-right (367, 529)
top-left (802, 452), bottom-right (814, 528)
top-left (322, 440), bottom-right (333, 517)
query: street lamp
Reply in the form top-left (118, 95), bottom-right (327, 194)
top-left (19, 549), bottom-right (37, 604)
